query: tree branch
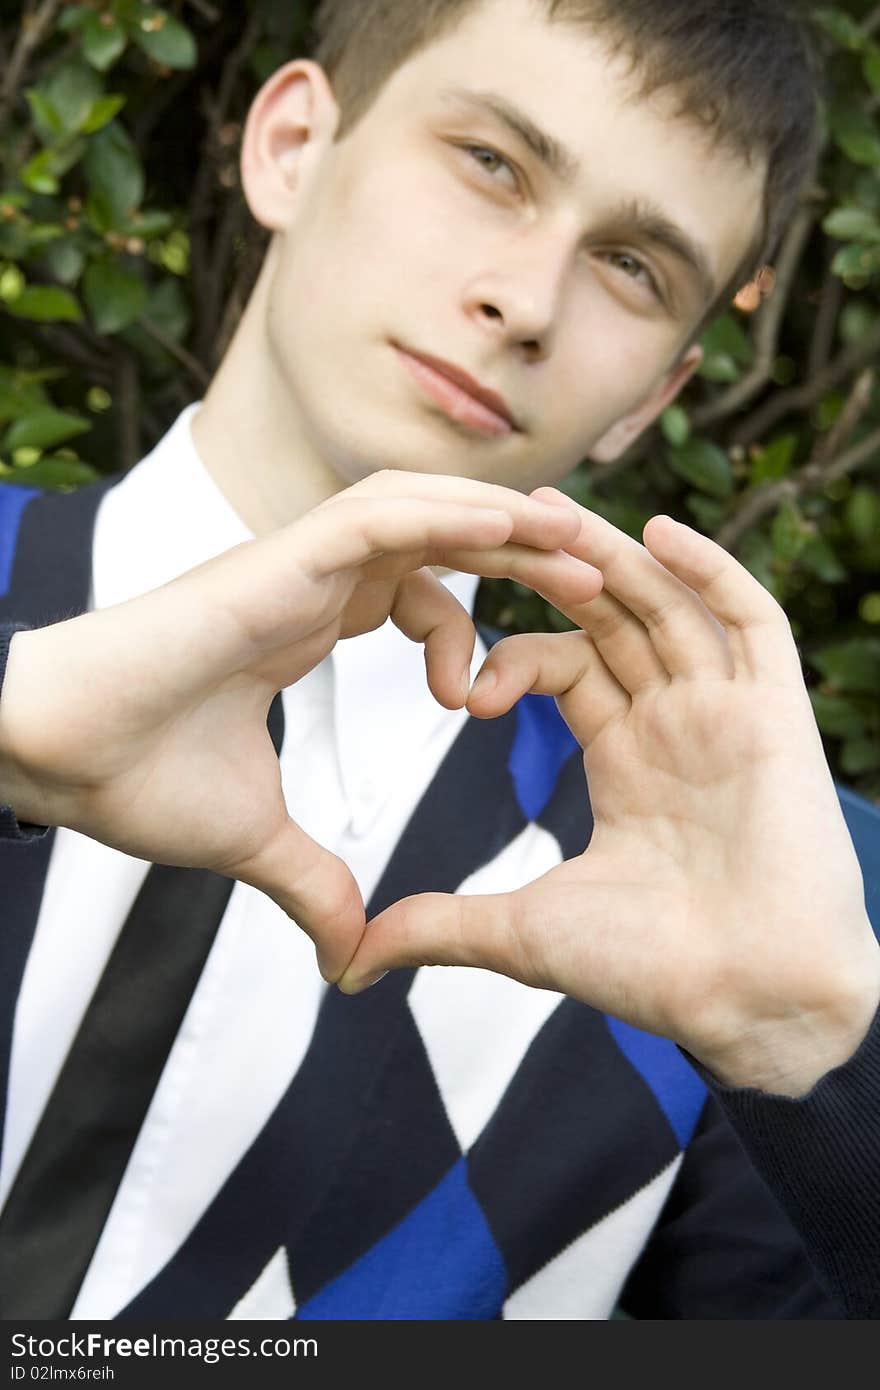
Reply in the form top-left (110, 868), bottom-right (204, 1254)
top-left (716, 375), bottom-right (880, 555)
top-left (190, 6), bottom-right (263, 363)
top-left (140, 317), bottom-right (211, 391)
top-left (690, 204), bottom-right (816, 430)
top-left (0, 0), bottom-right (63, 130)
top-left (185, 0), bottom-right (222, 21)
top-left (116, 350), bottom-right (141, 475)
top-left (730, 319), bottom-right (880, 448)
top-left (864, 4), bottom-right (880, 37)
top-left (808, 368), bottom-right (875, 470)
top-left (807, 267), bottom-right (844, 379)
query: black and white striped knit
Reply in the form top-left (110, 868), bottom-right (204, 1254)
top-left (0, 466), bottom-right (878, 1320)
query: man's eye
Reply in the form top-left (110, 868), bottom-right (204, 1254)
top-left (465, 145), bottom-right (517, 187)
top-left (606, 251), bottom-right (658, 295)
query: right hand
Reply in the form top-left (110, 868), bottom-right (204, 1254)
top-left (0, 470), bottom-right (601, 979)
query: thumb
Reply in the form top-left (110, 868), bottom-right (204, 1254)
top-left (232, 816), bottom-right (366, 982)
top-left (336, 887), bottom-right (542, 994)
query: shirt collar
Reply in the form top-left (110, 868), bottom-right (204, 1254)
top-left (93, 403), bottom-right (253, 609)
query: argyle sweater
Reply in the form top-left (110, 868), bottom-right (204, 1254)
top-left (0, 476), bottom-right (879, 1320)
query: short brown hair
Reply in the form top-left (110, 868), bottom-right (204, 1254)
top-left (310, 0), bottom-right (823, 306)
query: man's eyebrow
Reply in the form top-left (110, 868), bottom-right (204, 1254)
top-left (439, 87), bottom-right (717, 303)
top-left (605, 198), bottom-right (717, 304)
top-left (440, 87), bottom-right (579, 184)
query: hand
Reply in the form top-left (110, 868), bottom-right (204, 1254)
top-left (339, 498), bottom-right (880, 1095)
top-left (0, 471), bottom-right (602, 980)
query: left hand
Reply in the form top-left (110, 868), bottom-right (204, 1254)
top-left (339, 496), bottom-right (880, 1096)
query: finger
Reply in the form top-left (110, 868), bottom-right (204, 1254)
top-left (557, 590), bottom-right (669, 695)
top-left (337, 873), bottom-right (679, 1034)
top-left (641, 515), bottom-right (804, 684)
top-left (296, 498), bottom-right (517, 578)
top-left (337, 888), bottom-right (536, 995)
top-left (531, 490), bottom-right (733, 680)
top-left (467, 630), bottom-right (628, 746)
top-left (231, 815), bottom-right (366, 983)
top-left (390, 569), bottom-right (477, 709)
top-left (341, 470), bottom-right (583, 552)
top-left (426, 542), bottom-right (603, 608)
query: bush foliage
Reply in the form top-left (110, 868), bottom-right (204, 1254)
top-left (1, 0), bottom-right (879, 796)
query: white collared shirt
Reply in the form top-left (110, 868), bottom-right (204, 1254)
top-left (0, 404), bottom-right (488, 1315)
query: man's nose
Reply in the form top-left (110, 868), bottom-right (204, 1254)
top-left (462, 234), bottom-right (572, 360)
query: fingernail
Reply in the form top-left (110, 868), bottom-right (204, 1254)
top-left (469, 668), bottom-right (497, 701)
top-left (356, 970), bottom-right (388, 992)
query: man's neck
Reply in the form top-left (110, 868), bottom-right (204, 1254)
top-left (191, 246), bottom-right (344, 537)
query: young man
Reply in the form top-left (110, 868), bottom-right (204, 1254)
top-left (0, 0), bottom-right (878, 1319)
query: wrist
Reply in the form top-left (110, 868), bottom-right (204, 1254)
top-left (692, 947), bottom-right (880, 1097)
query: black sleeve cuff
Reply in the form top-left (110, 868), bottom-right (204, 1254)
top-left (685, 1001), bottom-right (880, 1318)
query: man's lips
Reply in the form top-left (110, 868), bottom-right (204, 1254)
top-left (393, 345), bottom-right (521, 437)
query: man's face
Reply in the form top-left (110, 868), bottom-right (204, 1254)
top-left (255, 0), bottom-right (765, 493)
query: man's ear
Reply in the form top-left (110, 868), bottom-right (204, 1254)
top-left (240, 60), bottom-right (340, 231)
top-left (590, 343), bottom-right (703, 463)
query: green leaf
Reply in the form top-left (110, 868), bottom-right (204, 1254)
top-left (81, 94), bottom-right (126, 135)
top-left (42, 237), bottom-right (86, 286)
top-left (20, 149), bottom-right (59, 195)
top-left (25, 89), bottom-right (65, 141)
top-left (698, 353), bottom-right (741, 383)
top-left (771, 501), bottom-right (812, 564)
top-left (27, 222), bottom-right (64, 249)
top-left (142, 275), bottom-right (190, 341)
top-left (799, 535), bottom-right (847, 583)
top-left (130, 8), bottom-right (198, 69)
top-left (3, 408), bottom-right (91, 452)
top-left (0, 265), bottom-right (25, 303)
top-left (860, 593), bottom-right (880, 625)
top-left (57, 5), bottom-right (92, 33)
top-left (823, 206), bottom-right (880, 242)
top-left (750, 434), bottom-right (797, 485)
top-left (812, 639), bottom-right (880, 694)
top-left (0, 221), bottom-right (30, 260)
top-left (82, 14), bottom-right (128, 71)
top-left (0, 457), bottom-right (100, 491)
top-left (739, 531), bottom-right (784, 603)
top-left (84, 122), bottom-right (144, 225)
top-left (831, 242), bottom-right (880, 280)
top-left (865, 46), bottom-right (880, 95)
top-left (119, 209), bottom-right (174, 238)
top-left (667, 439), bottom-right (734, 499)
top-left (84, 259), bottom-right (149, 333)
top-left (700, 312), bottom-right (754, 366)
top-left (4, 286), bottom-right (83, 322)
top-left (814, 7), bottom-right (868, 50)
top-left (0, 368), bottom-right (50, 424)
top-left (809, 691), bottom-right (866, 739)
top-left (839, 302), bottom-right (878, 345)
top-left (42, 60), bottom-right (103, 136)
top-left (20, 139), bottom-right (87, 195)
top-left (829, 105), bottom-right (880, 166)
top-left (846, 486), bottom-right (880, 545)
top-left (841, 737), bottom-right (880, 775)
top-left (660, 405), bottom-right (690, 447)
top-left (684, 493), bottom-right (727, 531)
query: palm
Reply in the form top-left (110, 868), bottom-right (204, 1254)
top-left (520, 673), bottom-right (862, 1041)
top-left (341, 506), bottom-right (879, 1091)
